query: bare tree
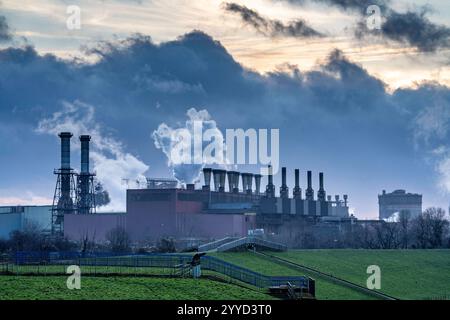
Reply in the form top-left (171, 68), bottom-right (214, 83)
top-left (106, 226), bottom-right (130, 253)
top-left (374, 221), bottom-right (400, 249)
top-left (399, 210), bottom-right (411, 249)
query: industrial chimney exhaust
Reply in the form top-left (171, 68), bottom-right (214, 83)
top-left (254, 174), bottom-right (262, 195)
top-left (280, 167), bottom-right (289, 198)
top-left (77, 135), bottom-right (96, 215)
top-left (203, 168), bottom-right (212, 191)
top-left (293, 169), bottom-right (302, 199)
top-left (265, 165), bottom-right (275, 198)
top-left (305, 171), bottom-right (314, 201)
top-left (317, 172), bottom-right (326, 202)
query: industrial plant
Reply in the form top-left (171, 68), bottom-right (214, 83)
top-left (2, 131), bottom-right (425, 246)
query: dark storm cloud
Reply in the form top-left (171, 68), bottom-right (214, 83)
top-left (361, 9), bottom-right (450, 53)
top-left (223, 2), bottom-right (323, 38)
top-left (0, 15), bottom-right (12, 42)
top-left (274, 0), bottom-right (450, 53)
top-left (1, 30), bottom-right (450, 211)
top-left (275, 0), bottom-right (389, 13)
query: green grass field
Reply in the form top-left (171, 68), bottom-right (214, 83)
top-left (0, 276), bottom-right (273, 300)
top-left (215, 249), bottom-right (450, 300)
top-left (1, 249), bottom-right (448, 300)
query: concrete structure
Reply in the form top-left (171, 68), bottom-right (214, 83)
top-left (64, 212), bottom-right (126, 242)
top-left (378, 189), bottom-right (422, 220)
top-left (63, 166), bottom-right (350, 243)
top-left (0, 206), bottom-right (52, 239)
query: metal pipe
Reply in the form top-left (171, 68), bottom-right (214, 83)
top-left (254, 174), bottom-right (262, 195)
top-left (306, 170), bottom-right (314, 200)
top-left (80, 135), bottom-right (91, 174)
top-left (203, 168), bottom-right (212, 187)
top-left (280, 167), bottom-right (288, 198)
top-left (317, 172), bottom-right (326, 201)
top-left (293, 169), bottom-right (301, 199)
top-left (227, 171), bottom-right (234, 193)
top-left (265, 165), bottom-right (275, 198)
top-left (59, 132), bottom-right (73, 170)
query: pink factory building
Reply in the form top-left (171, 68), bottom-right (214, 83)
top-left (64, 187), bottom-right (257, 242)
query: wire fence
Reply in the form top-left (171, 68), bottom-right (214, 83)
top-left (0, 251), bottom-right (312, 291)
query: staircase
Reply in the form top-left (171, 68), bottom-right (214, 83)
top-left (216, 236), bottom-right (287, 252)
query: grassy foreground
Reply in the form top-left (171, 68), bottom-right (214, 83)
top-left (216, 249), bottom-right (450, 300)
top-left (0, 276), bottom-right (273, 300)
top-left (273, 249), bottom-right (450, 300)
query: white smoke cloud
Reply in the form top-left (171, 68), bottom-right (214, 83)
top-left (36, 100), bottom-right (149, 212)
top-left (152, 108), bottom-right (227, 185)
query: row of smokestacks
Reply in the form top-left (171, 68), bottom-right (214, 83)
top-left (203, 166), bottom-right (347, 203)
top-left (203, 168), bottom-right (263, 195)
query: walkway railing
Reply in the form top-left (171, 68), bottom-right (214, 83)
top-left (1, 251), bottom-right (310, 290)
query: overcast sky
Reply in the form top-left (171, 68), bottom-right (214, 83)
top-left (1, 0), bottom-right (450, 218)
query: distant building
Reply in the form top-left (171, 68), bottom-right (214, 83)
top-left (0, 205), bottom-right (52, 239)
top-left (378, 190), bottom-right (422, 220)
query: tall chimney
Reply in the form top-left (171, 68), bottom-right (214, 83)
top-left (280, 167), bottom-right (289, 198)
top-left (265, 165), bottom-right (275, 198)
top-left (80, 135), bottom-right (91, 174)
top-left (335, 195), bottom-right (340, 206)
top-left (219, 170), bottom-right (226, 192)
top-left (343, 194), bottom-right (348, 207)
top-left (227, 171), bottom-right (234, 193)
top-left (233, 172), bottom-right (240, 193)
top-left (203, 168), bottom-right (212, 190)
top-left (243, 173), bottom-right (254, 195)
top-left (293, 169), bottom-right (302, 199)
top-left (59, 132), bottom-right (73, 170)
top-left (305, 171), bottom-right (314, 200)
top-left (317, 172), bottom-right (326, 201)
top-left (212, 169), bottom-right (221, 192)
top-left (254, 174), bottom-right (262, 195)
top-left (59, 132), bottom-right (73, 202)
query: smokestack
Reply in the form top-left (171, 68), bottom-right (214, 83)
top-left (343, 194), bottom-right (348, 207)
top-left (77, 135), bottom-right (96, 215)
top-left (80, 135), bottom-right (91, 174)
top-left (335, 195), bottom-right (340, 206)
top-left (243, 173), bottom-right (253, 194)
top-left (280, 167), bottom-right (289, 198)
top-left (241, 174), bottom-right (248, 193)
top-left (212, 169), bottom-right (221, 192)
top-left (305, 171), bottom-right (314, 200)
top-left (59, 132), bottom-right (73, 170)
top-left (219, 170), bottom-right (226, 192)
top-left (317, 172), bottom-right (326, 201)
top-left (203, 168), bottom-right (212, 190)
top-left (233, 172), bottom-right (240, 193)
top-left (254, 174), bottom-right (262, 195)
top-left (293, 169), bottom-right (301, 199)
top-left (265, 165), bottom-right (275, 198)
top-left (227, 171), bottom-right (234, 193)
